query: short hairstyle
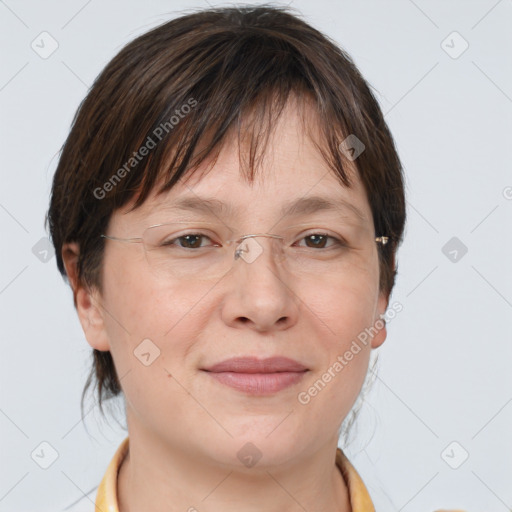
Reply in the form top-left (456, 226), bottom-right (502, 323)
top-left (46, 4), bottom-right (406, 419)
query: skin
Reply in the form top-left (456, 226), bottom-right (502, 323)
top-left (63, 96), bottom-right (391, 512)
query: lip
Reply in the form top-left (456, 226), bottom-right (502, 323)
top-left (201, 357), bottom-right (309, 395)
top-left (203, 356), bottom-right (308, 373)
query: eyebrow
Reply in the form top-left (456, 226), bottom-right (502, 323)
top-left (154, 194), bottom-right (367, 223)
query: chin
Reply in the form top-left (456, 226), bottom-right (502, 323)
top-left (204, 427), bottom-right (306, 470)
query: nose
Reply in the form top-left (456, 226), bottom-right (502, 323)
top-left (220, 235), bottom-right (300, 332)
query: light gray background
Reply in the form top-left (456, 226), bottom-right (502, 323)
top-left (1, 0), bottom-right (511, 510)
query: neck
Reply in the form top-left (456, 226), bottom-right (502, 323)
top-left (117, 427), bottom-right (351, 512)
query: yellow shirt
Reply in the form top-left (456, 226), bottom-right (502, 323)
top-left (95, 436), bottom-right (375, 511)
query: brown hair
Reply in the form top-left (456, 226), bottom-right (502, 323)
top-left (46, 4), bottom-right (406, 420)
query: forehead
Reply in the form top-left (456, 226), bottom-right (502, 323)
top-left (120, 95), bottom-right (371, 226)
top-left (146, 194), bottom-right (368, 227)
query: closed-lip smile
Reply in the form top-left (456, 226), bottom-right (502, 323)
top-left (201, 356), bottom-right (309, 395)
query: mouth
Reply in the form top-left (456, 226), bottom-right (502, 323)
top-left (201, 356), bottom-right (309, 395)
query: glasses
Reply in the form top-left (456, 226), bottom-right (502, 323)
top-left (101, 221), bottom-right (390, 281)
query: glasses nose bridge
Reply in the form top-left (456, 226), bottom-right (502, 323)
top-left (229, 232), bottom-right (286, 266)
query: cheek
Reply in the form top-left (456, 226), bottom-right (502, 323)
top-left (98, 274), bottom-right (205, 431)
top-left (295, 263), bottom-right (379, 421)
top-left (305, 257), bottom-right (380, 346)
top-left (99, 251), bottom-right (217, 395)
top-left (101, 243), bottom-right (208, 340)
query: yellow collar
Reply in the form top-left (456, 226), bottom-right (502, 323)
top-left (96, 436), bottom-right (375, 511)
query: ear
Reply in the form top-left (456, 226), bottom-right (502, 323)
top-left (370, 291), bottom-right (389, 349)
top-left (62, 242), bottom-right (110, 352)
top-left (371, 252), bottom-right (395, 349)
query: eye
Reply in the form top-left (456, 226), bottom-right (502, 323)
top-left (296, 233), bottom-right (347, 249)
top-left (162, 233), bottom-right (218, 249)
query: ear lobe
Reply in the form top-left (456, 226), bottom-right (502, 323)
top-left (62, 242), bottom-right (110, 352)
top-left (372, 252), bottom-right (397, 349)
top-left (371, 291), bottom-right (389, 349)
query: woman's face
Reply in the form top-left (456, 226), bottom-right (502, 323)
top-left (78, 100), bottom-right (389, 467)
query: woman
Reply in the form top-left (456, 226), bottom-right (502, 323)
top-left (49, 5), bottom-right (410, 511)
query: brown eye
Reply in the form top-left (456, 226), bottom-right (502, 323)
top-left (304, 234), bottom-right (328, 248)
top-left (177, 234), bottom-right (206, 249)
top-left (162, 233), bottom-right (214, 249)
top-left (297, 233), bottom-right (346, 249)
